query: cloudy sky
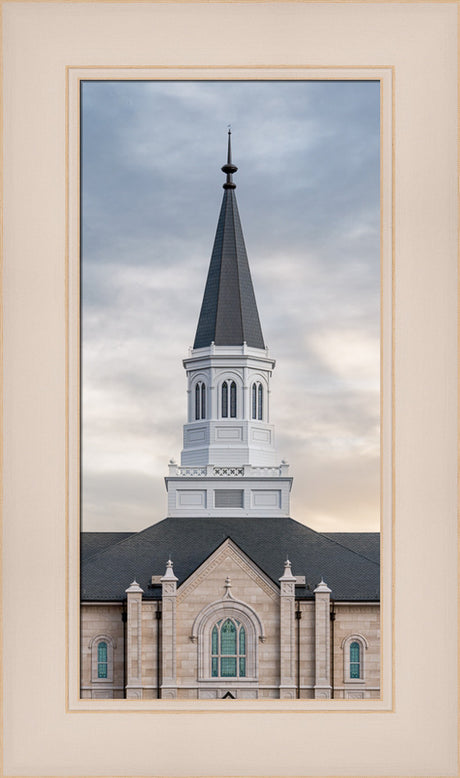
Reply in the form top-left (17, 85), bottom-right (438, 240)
top-left (81, 80), bottom-right (380, 533)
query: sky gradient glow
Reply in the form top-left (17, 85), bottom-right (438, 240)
top-left (81, 80), bottom-right (380, 533)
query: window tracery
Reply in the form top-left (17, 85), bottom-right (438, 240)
top-left (211, 618), bottom-right (246, 678)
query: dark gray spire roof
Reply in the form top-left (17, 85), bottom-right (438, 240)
top-left (193, 132), bottom-right (265, 350)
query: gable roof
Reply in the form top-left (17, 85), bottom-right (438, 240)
top-left (81, 516), bottom-right (379, 603)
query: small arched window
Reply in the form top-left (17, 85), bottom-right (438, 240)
top-left (222, 381), bottom-right (228, 418)
top-left (251, 382), bottom-right (263, 420)
top-left (90, 634), bottom-right (115, 685)
top-left (97, 641), bottom-right (108, 678)
top-left (195, 382), bottom-right (206, 420)
top-left (211, 618), bottom-right (246, 678)
top-left (349, 641), bottom-right (360, 679)
top-left (230, 381), bottom-right (237, 418)
top-left (341, 634), bottom-right (367, 684)
top-left (222, 381), bottom-right (237, 418)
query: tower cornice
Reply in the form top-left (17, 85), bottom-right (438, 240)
top-left (183, 345), bottom-right (276, 373)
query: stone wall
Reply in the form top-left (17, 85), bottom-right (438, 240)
top-left (332, 603), bottom-right (380, 699)
top-left (80, 590), bottom-right (380, 700)
top-left (80, 603), bottom-right (124, 699)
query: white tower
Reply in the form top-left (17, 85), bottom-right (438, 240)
top-left (165, 132), bottom-right (292, 517)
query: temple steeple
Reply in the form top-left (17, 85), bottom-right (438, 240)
top-left (165, 133), bottom-right (292, 518)
top-left (193, 130), bottom-right (265, 350)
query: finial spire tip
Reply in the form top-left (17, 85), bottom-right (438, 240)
top-left (222, 127), bottom-right (237, 189)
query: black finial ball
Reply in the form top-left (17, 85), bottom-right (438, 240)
top-left (221, 162), bottom-right (238, 175)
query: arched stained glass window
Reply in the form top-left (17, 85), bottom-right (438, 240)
top-left (257, 383), bottom-right (263, 420)
top-left (211, 619), bottom-right (246, 678)
top-left (201, 382), bottom-right (206, 419)
top-left (97, 641), bottom-right (108, 678)
top-left (350, 641), bottom-right (360, 678)
top-left (252, 383), bottom-right (257, 419)
top-left (239, 624), bottom-right (246, 677)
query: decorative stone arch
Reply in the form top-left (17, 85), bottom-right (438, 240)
top-left (341, 633), bottom-right (368, 683)
top-left (191, 597), bottom-right (265, 682)
top-left (89, 634), bottom-right (116, 683)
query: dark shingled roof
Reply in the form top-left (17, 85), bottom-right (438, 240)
top-left (323, 532), bottom-right (380, 565)
top-left (81, 517), bottom-right (380, 603)
top-left (81, 532), bottom-right (136, 559)
top-left (193, 144), bottom-right (265, 349)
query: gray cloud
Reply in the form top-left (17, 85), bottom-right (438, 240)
top-left (81, 80), bottom-right (380, 532)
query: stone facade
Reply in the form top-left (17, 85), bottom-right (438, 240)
top-left (80, 603), bottom-right (124, 699)
top-left (80, 541), bottom-right (380, 700)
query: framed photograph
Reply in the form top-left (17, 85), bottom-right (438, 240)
top-left (2, 2), bottom-right (457, 776)
top-left (76, 77), bottom-right (386, 708)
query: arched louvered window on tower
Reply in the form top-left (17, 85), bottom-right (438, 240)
top-left (230, 381), bottom-right (237, 418)
top-left (251, 382), bottom-right (264, 420)
top-left (195, 382), bottom-right (206, 420)
top-left (201, 382), bottom-right (206, 419)
top-left (222, 380), bottom-right (237, 418)
top-left (257, 383), bottom-right (263, 420)
top-left (211, 619), bottom-right (246, 678)
top-left (221, 381), bottom-right (228, 418)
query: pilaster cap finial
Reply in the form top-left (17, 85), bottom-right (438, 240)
top-left (161, 559), bottom-right (178, 582)
top-left (221, 128), bottom-right (238, 189)
top-left (125, 579), bottom-right (144, 593)
top-left (279, 558), bottom-right (296, 582)
top-left (314, 578), bottom-right (332, 594)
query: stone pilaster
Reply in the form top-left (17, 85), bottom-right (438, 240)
top-left (279, 559), bottom-right (296, 699)
top-left (125, 580), bottom-right (144, 699)
top-left (160, 559), bottom-right (178, 699)
top-left (314, 578), bottom-right (332, 699)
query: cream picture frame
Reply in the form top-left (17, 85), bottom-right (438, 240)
top-left (2, 2), bottom-right (458, 776)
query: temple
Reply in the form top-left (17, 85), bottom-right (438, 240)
top-left (80, 133), bottom-right (380, 700)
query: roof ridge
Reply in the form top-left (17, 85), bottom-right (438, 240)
top-left (230, 192), bottom-right (244, 341)
top-left (317, 532), bottom-right (380, 567)
top-left (81, 531), bottom-right (136, 560)
top-left (80, 518), bottom-right (169, 563)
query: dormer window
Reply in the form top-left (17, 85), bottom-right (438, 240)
top-left (195, 382), bottom-right (206, 420)
top-left (251, 382), bottom-right (263, 420)
top-left (222, 381), bottom-right (237, 418)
